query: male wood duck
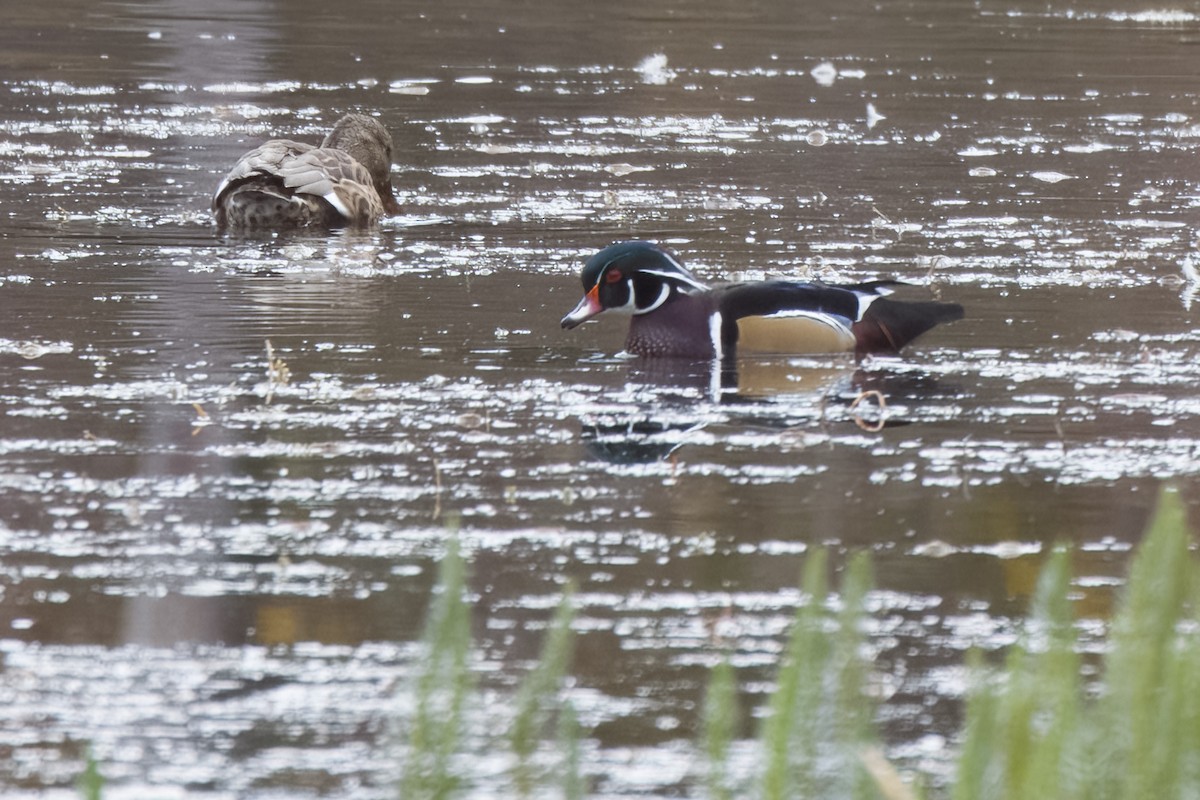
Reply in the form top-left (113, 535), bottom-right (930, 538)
top-left (561, 241), bottom-right (964, 359)
top-left (212, 113), bottom-right (402, 229)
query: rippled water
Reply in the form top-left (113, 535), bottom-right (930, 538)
top-left (2, 0), bottom-right (1200, 796)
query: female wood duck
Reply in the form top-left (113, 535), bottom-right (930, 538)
top-left (561, 241), bottom-right (963, 359)
top-left (212, 113), bottom-right (402, 229)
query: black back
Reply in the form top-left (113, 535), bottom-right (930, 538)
top-left (855, 298), bottom-right (965, 355)
top-left (715, 280), bottom-right (881, 350)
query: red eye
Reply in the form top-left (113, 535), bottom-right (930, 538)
top-left (605, 270), bottom-right (623, 284)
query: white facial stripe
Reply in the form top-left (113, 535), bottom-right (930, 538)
top-left (638, 268), bottom-right (708, 292)
top-left (660, 250), bottom-right (690, 274)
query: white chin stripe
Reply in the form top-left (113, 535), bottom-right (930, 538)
top-left (638, 268), bottom-right (709, 293)
top-left (634, 282), bottom-right (671, 315)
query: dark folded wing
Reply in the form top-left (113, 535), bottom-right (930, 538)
top-left (718, 280), bottom-right (872, 320)
top-left (854, 298), bottom-right (965, 355)
top-left (716, 280), bottom-right (878, 353)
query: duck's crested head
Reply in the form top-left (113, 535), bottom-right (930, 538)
top-left (579, 240), bottom-right (705, 293)
top-left (561, 240), bottom-right (710, 329)
top-left (323, 114), bottom-right (401, 213)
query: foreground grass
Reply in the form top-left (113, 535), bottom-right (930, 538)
top-left (77, 487), bottom-right (1197, 798)
top-left (952, 487), bottom-right (1199, 800)
top-left (393, 486), bottom-right (1197, 800)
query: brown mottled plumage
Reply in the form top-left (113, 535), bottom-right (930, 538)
top-left (212, 114), bottom-right (401, 229)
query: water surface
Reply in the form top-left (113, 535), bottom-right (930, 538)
top-left (2, 0), bottom-right (1200, 796)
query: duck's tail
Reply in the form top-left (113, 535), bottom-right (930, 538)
top-left (853, 298), bottom-right (964, 357)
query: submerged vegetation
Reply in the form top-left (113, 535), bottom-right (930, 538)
top-left (391, 485), bottom-right (1197, 800)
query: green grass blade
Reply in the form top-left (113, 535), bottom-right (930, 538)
top-left (702, 654), bottom-right (738, 800)
top-left (509, 586), bottom-right (577, 798)
top-left (558, 700), bottom-right (585, 800)
top-left (1018, 546), bottom-right (1079, 800)
top-left (399, 536), bottom-right (474, 800)
top-left (761, 548), bottom-right (829, 800)
top-left (76, 750), bottom-right (104, 800)
top-left (952, 548), bottom-right (1079, 800)
top-left (833, 552), bottom-right (879, 800)
top-left (1102, 486), bottom-right (1192, 800)
top-left (951, 649), bottom-right (999, 800)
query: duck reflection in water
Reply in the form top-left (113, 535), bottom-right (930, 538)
top-left (580, 361), bottom-right (959, 464)
top-left (564, 241), bottom-right (965, 464)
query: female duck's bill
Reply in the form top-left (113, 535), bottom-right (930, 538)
top-left (212, 113), bottom-right (401, 230)
top-left (561, 240), bottom-right (964, 360)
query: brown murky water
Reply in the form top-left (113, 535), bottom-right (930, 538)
top-left (2, 0), bottom-right (1200, 796)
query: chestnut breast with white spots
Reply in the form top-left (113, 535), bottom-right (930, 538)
top-left (625, 292), bottom-right (718, 358)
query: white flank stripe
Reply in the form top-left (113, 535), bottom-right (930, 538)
top-left (708, 311), bottom-right (724, 400)
top-left (765, 308), bottom-right (854, 335)
top-left (709, 311), bottom-right (723, 360)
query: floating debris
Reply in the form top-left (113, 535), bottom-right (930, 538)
top-left (605, 163), bottom-right (653, 176)
top-left (810, 61), bottom-right (838, 87)
top-left (1179, 256), bottom-right (1199, 310)
top-left (866, 102), bottom-right (886, 129)
top-left (636, 53), bottom-right (676, 85)
top-left (264, 339), bottom-right (291, 405)
top-left (1031, 170), bottom-right (1073, 183)
top-left (5, 339), bottom-right (74, 359)
top-left (958, 145), bottom-right (1000, 157)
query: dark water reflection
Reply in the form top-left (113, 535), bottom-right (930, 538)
top-left (2, 0), bottom-right (1200, 796)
